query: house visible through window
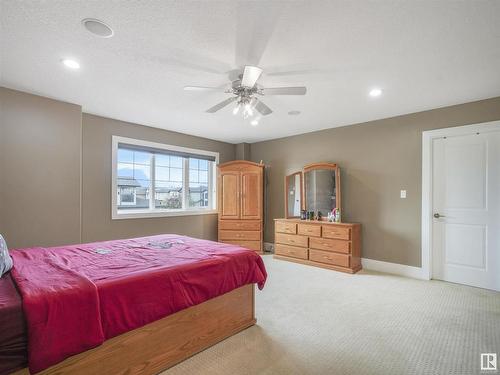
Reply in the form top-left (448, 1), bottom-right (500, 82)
top-left (112, 136), bottom-right (218, 218)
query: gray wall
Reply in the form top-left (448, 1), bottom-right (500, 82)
top-left (81, 114), bottom-right (235, 242)
top-left (0, 87), bottom-right (82, 248)
top-left (250, 96), bottom-right (500, 267)
top-left (3, 85), bottom-right (500, 267)
top-left (235, 143), bottom-right (251, 160)
top-left (0, 87), bottom-right (236, 248)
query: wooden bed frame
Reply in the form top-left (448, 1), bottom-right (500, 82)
top-left (13, 284), bottom-right (255, 375)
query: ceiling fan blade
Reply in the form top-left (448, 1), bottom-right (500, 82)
top-left (241, 66), bottom-right (263, 88)
top-left (184, 86), bottom-right (223, 91)
top-left (262, 87), bottom-right (307, 95)
top-left (206, 97), bottom-right (237, 113)
top-left (254, 99), bottom-right (273, 116)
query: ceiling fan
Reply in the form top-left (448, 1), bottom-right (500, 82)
top-left (184, 66), bottom-right (307, 118)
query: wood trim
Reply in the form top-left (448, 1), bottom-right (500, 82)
top-left (218, 160), bottom-right (264, 169)
top-left (284, 171), bottom-right (303, 219)
top-left (302, 162), bottom-right (338, 172)
top-left (302, 162), bottom-right (342, 213)
top-left (274, 218), bottom-right (359, 226)
top-left (14, 285), bottom-right (255, 375)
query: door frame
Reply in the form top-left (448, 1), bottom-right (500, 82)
top-left (421, 120), bottom-right (500, 281)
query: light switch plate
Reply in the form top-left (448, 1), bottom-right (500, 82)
top-left (400, 190), bottom-right (407, 199)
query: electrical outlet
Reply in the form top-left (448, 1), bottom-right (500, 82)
top-left (400, 190), bottom-right (407, 199)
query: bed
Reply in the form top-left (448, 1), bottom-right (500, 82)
top-left (0, 234), bottom-right (267, 375)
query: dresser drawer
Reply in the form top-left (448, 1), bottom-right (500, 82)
top-left (275, 221), bottom-right (297, 234)
top-left (219, 220), bottom-right (260, 231)
top-left (219, 230), bottom-right (260, 241)
top-left (309, 249), bottom-right (350, 268)
top-left (309, 237), bottom-right (350, 254)
top-left (222, 240), bottom-right (261, 251)
top-left (275, 233), bottom-right (308, 248)
top-left (297, 223), bottom-right (321, 237)
top-left (322, 225), bottom-right (351, 240)
top-left (275, 244), bottom-right (308, 260)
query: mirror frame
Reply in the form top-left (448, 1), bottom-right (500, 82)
top-left (284, 171), bottom-right (303, 218)
top-left (303, 162), bottom-right (341, 215)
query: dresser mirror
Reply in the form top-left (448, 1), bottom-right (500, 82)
top-left (284, 172), bottom-right (303, 218)
top-left (303, 163), bottom-right (341, 217)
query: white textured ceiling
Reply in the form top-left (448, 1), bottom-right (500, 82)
top-left (1, 1), bottom-right (500, 143)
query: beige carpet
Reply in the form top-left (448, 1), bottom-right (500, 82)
top-left (163, 255), bottom-right (500, 375)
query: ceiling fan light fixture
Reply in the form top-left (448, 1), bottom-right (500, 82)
top-left (241, 66), bottom-right (263, 88)
top-left (232, 104), bottom-right (241, 115)
top-left (244, 103), bottom-right (253, 117)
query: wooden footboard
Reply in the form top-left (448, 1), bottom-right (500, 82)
top-left (14, 284), bottom-right (255, 375)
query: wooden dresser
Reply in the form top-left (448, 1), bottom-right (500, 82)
top-left (218, 161), bottom-right (264, 253)
top-left (274, 219), bottom-right (361, 273)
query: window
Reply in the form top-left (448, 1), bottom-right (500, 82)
top-left (112, 136), bottom-right (218, 219)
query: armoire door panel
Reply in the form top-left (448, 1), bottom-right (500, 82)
top-left (219, 172), bottom-right (240, 219)
top-left (241, 172), bottom-right (262, 220)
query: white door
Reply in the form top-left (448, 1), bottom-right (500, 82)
top-left (432, 129), bottom-right (500, 291)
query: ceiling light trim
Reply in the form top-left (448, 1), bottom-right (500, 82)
top-left (81, 18), bottom-right (114, 38)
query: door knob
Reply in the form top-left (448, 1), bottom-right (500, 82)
top-left (433, 213), bottom-right (446, 218)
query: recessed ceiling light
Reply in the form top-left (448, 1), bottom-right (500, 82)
top-left (250, 119), bottom-right (259, 126)
top-left (369, 88), bottom-right (382, 97)
top-left (62, 59), bottom-right (80, 69)
top-left (82, 18), bottom-right (114, 38)
top-left (288, 110), bottom-right (301, 116)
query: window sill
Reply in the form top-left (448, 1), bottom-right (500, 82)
top-left (112, 209), bottom-right (218, 220)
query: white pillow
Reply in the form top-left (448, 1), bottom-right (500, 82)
top-left (0, 234), bottom-right (13, 277)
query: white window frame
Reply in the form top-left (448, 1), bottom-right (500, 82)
top-left (112, 136), bottom-right (219, 219)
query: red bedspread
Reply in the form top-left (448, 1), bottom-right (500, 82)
top-left (9, 235), bottom-right (267, 374)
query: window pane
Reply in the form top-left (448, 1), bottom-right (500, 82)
top-left (199, 170), bottom-right (208, 183)
top-left (170, 156), bottom-right (183, 168)
top-left (199, 159), bottom-right (208, 170)
top-left (156, 154), bottom-right (169, 167)
top-left (133, 164), bottom-right (150, 180)
top-left (189, 183), bottom-right (209, 208)
top-left (189, 169), bottom-right (198, 183)
top-left (116, 140), bottom-right (215, 214)
top-left (189, 158), bottom-right (199, 169)
top-left (155, 166), bottom-right (169, 181)
top-left (170, 168), bottom-right (183, 182)
top-left (118, 149), bottom-right (134, 163)
top-left (118, 163), bottom-right (134, 177)
top-left (153, 156), bottom-right (185, 209)
top-left (134, 151), bottom-right (150, 165)
top-left (117, 148), bottom-right (151, 211)
top-left (155, 182), bottom-right (182, 209)
top-left (117, 183), bottom-right (150, 210)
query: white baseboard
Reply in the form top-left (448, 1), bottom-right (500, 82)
top-left (361, 258), bottom-right (427, 280)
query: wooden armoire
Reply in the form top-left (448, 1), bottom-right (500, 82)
top-left (217, 160), bottom-right (264, 253)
